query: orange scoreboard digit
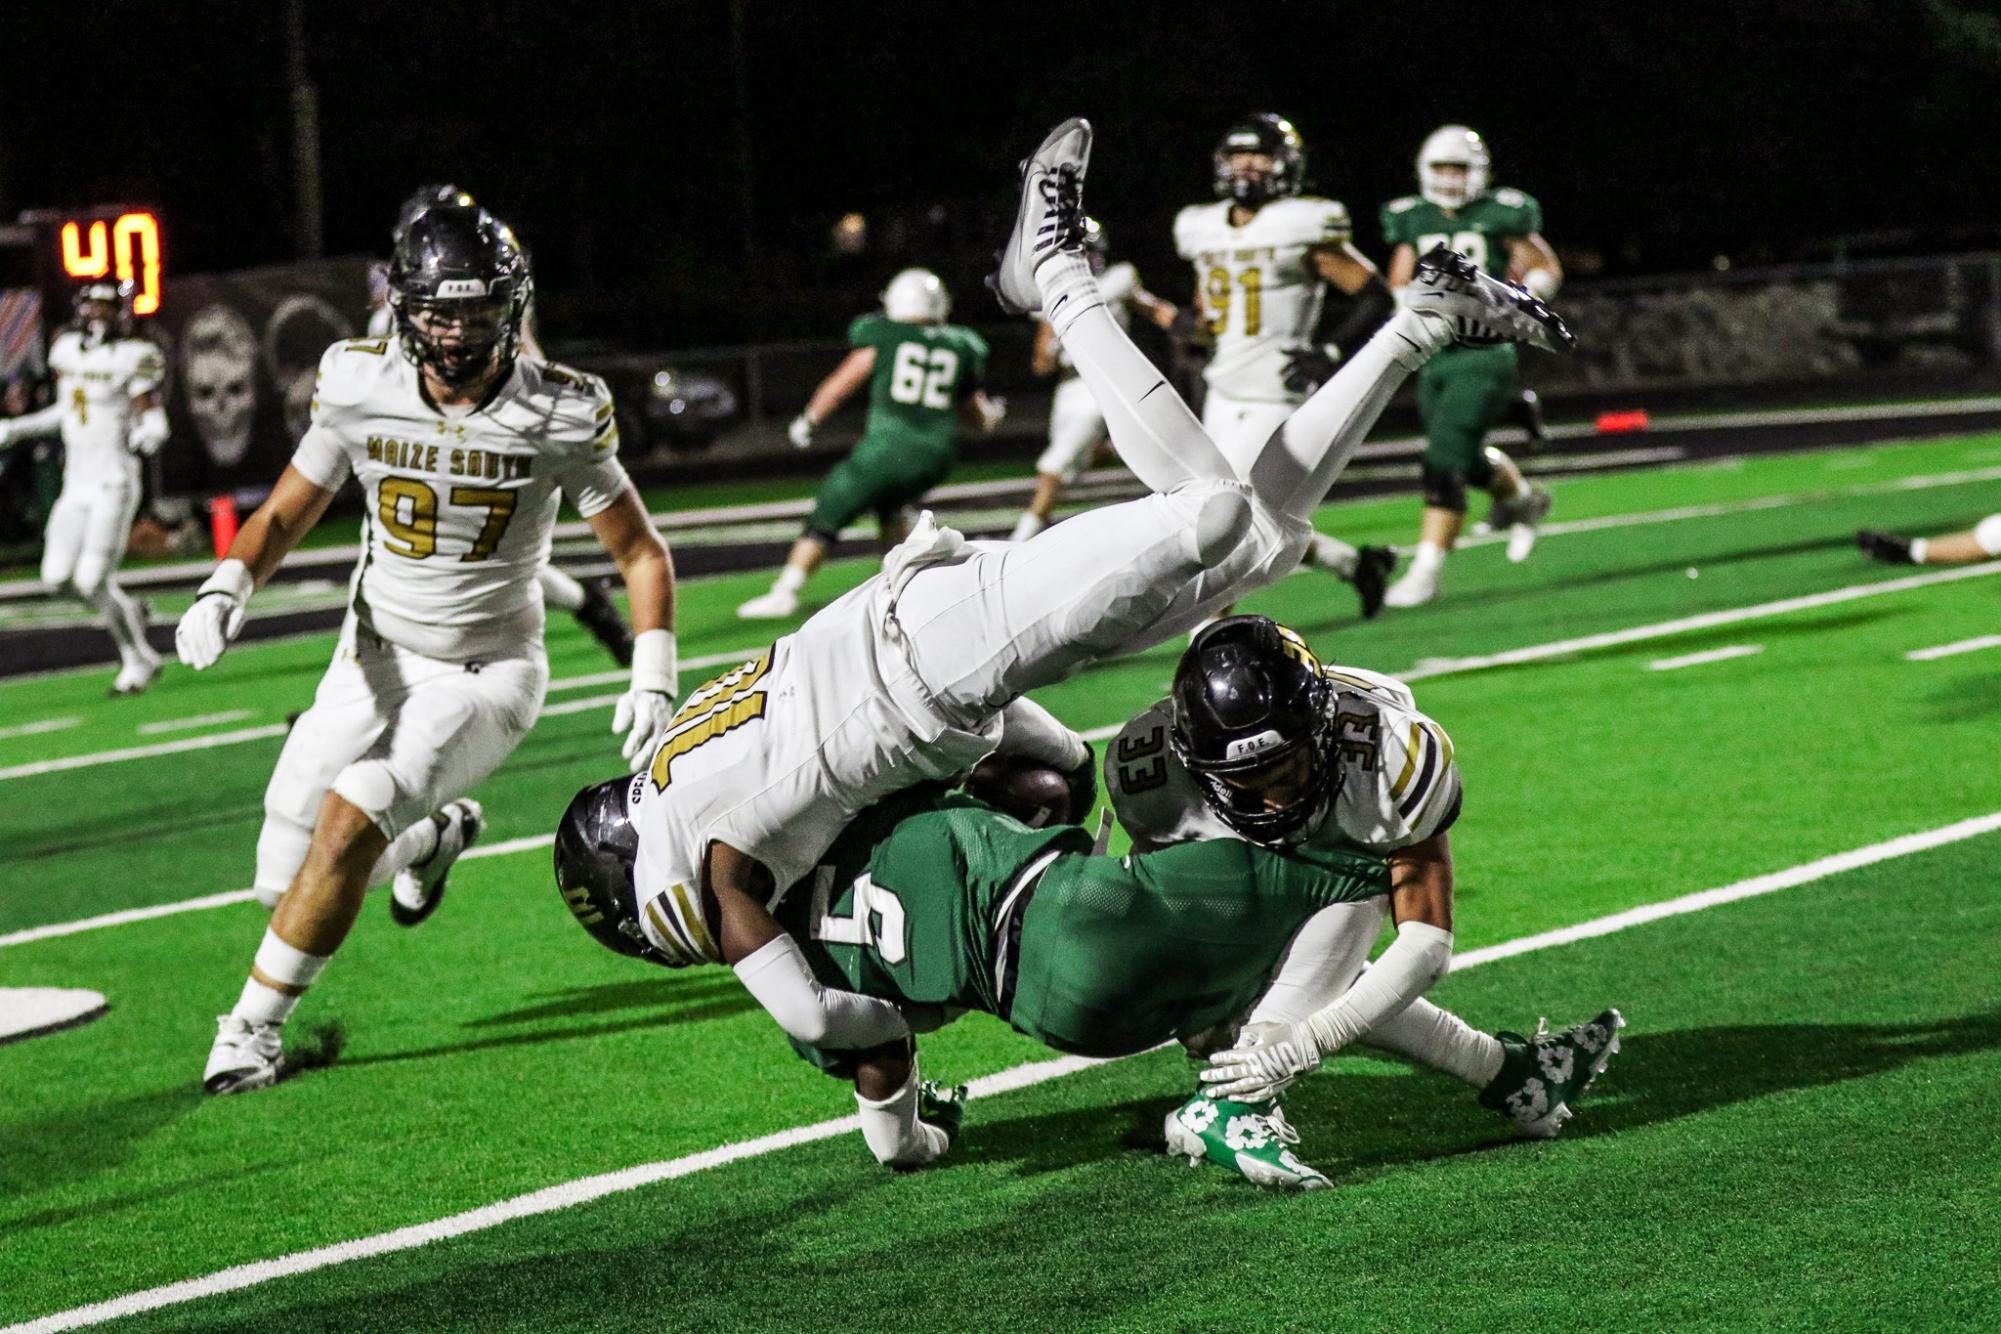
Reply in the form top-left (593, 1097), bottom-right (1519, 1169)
top-left (54, 209), bottom-right (163, 314)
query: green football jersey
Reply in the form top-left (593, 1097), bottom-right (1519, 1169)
top-left (1380, 187), bottom-right (1543, 277)
top-left (848, 315), bottom-right (989, 454)
top-left (775, 788), bottom-right (1390, 1064)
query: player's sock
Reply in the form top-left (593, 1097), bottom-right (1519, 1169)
top-left (538, 565), bottom-right (587, 612)
top-left (1033, 252), bottom-right (1232, 493)
top-left (1363, 996), bottom-right (1505, 1086)
top-left (1257, 324), bottom-right (1427, 523)
top-left (364, 815), bottom-right (442, 890)
top-left (90, 579), bottom-right (155, 668)
top-left (1409, 540), bottom-right (1448, 578)
top-left (1009, 513), bottom-right (1045, 543)
top-left (1305, 533), bottom-right (1360, 578)
top-left (232, 928), bottom-right (330, 1027)
top-left (771, 564), bottom-right (808, 596)
top-left (1910, 537), bottom-right (1931, 564)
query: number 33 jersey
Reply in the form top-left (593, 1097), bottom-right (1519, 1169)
top-left (290, 339), bottom-right (630, 662)
top-left (1105, 663), bottom-right (1462, 856)
top-left (1173, 196), bottom-right (1351, 404)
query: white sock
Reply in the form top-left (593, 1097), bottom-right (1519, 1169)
top-left (538, 565), bottom-right (586, 612)
top-left (773, 565), bottom-right (808, 595)
top-left (366, 814), bottom-right (442, 890)
top-left (1256, 326), bottom-right (1423, 522)
top-left (233, 928), bottom-right (330, 1026)
top-left (1910, 537), bottom-right (1930, 564)
top-left (1363, 997), bottom-right (1505, 1087)
top-left (89, 579), bottom-right (154, 668)
top-left (1308, 534), bottom-right (1360, 578)
top-left (1410, 541), bottom-right (1448, 576)
top-left (1010, 513), bottom-right (1045, 543)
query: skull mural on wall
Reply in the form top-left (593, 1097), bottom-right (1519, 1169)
top-left (263, 294), bottom-right (354, 443)
top-left (180, 304), bottom-right (260, 467)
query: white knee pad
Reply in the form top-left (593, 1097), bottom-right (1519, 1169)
top-left (253, 817), bottom-right (313, 910)
top-left (331, 758), bottom-right (404, 836)
top-left (1177, 479), bottom-right (1252, 566)
top-left (73, 561), bottom-right (109, 601)
top-left (1975, 514), bottom-right (2001, 557)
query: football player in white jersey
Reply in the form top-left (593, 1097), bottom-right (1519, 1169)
top-left (0, 280), bottom-right (170, 694)
top-left (547, 119), bottom-right (1571, 1170)
top-left (1174, 114), bottom-right (1400, 618)
top-left (1107, 616), bottom-right (1621, 1186)
top-left (178, 205), bottom-right (681, 1094)
top-left (1007, 218), bottom-right (1178, 543)
top-left (374, 185), bottom-right (637, 663)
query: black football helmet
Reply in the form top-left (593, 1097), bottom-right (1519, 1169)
top-left (392, 182), bottom-right (476, 248)
top-left (554, 774), bottom-right (685, 968)
top-left (1169, 615), bottom-right (1336, 844)
top-left (387, 203), bottom-right (532, 387)
top-left (1212, 113), bottom-right (1306, 206)
top-left (73, 278), bottom-right (137, 343)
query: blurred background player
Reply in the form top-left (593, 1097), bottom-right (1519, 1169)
top-left (738, 268), bottom-right (1004, 618)
top-left (374, 184), bottom-right (634, 663)
top-left (1857, 520), bottom-right (2001, 566)
top-left (0, 279), bottom-right (170, 694)
top-left (1008, 218), bottom-right (1177, 543)
top-left (181, 205), bottom-right (681, 1093)
top-left (1380, 125), bottom-right (1563, 608)
top-left (1175, 113), bottom-right (1399, 618)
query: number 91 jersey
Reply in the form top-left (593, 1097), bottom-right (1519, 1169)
top-left (289, 339), bottom-right (631, 662)
top-left (1105, 663), bottom-right (1462, 856)
top-left (850, 314), bottom-right (989, 454)
top-left (1173, 196), bottom-right (1352, 403)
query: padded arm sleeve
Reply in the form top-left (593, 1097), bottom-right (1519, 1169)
top-left (733, 933), bottom-right (912, 1050)
top-left (855, 1064), bottom-right (951, 1167)
top-left (1301, 921), bottom-right (1454, 1057)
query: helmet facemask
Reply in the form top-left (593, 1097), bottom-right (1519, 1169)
top-left (387, 204), bottom-right (532, 390)
top-left (553, 776), bottom-right (702, 970)
top-left (74, 280), bottom-right (135, 345)
top-left (393, 291), bottom-right (520, 387)
top-left (1211, 114), bottom-right (1306, 208)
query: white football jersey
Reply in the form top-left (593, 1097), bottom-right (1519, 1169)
top-left (629, 570), bottom-right (1004, 962)
top-left (1173, 196), bottom-right (1350, 403)
top-left (1106, 663), bottom-right (1461, 856)
top-left (46, 332), bottom-right (166, 489)
top-left (290, 338), bottom-right (629, 662)
top-left (1052, 261), bottom-right (1140, 374)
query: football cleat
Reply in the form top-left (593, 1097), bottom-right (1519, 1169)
top-left (736, 586), bottom-right (800, 620)
top-left (1382, 562), bottom-right (1440, 609)
top-left (572, 576), bottom-right (634, 666)
top-left (988, 117), bottom-right (1093, 315)
top-left (110, 651), bottom-right (162, 697)
top-left (1479, 1007), bottom-right (1625, 1139)
top-left (1405, 245), bottom-right (1574, 355)
top-left (1348, 544), bottom-right (1399, 619)
top-left (917, 1080), bottom-right (969, 1146)
top-left (1488, 483), bottom-right (1553, 563)
top-left (203, 1014), bottom-right (287, 1095)
top-left (1164, 1093), bottom-right (1331, 1190)
top-left (1855, 530), bottom-right (1916, 565)
top-left (390, 798), bottom-right (484, 927)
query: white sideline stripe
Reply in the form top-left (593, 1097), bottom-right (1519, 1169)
top-left (544, 649), bottom-right (768, 696)
top-left (1906, 634), bottom-right (2001, 662)
top-left (136, 710), bottom-right (255, 736)
top-left (0, 717), bottom-right (80, 741)
top-left (12, 817), bottom-right (2000, 1334)
top-left (0, 834), bottom-right (559, 951)
top-left (1646, 645), bottom-right (1763, 672)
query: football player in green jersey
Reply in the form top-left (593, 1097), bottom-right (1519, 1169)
top-left (1380, 126), bottom-right (1565, 608)
top-left (738, 269), bottom-right (1005, 619)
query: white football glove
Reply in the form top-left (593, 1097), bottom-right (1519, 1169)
top-left (614, 628), bottom-right (679, 768)
top-left (1198, 1020), bottom-right (1323, 1103)
top-left (175, 559), bottom-right (253, 670)
top-left (128, 405), bottom-right (170, 458)
top-left (975, 395), bottom-right (1007, 432)
top-left (787, 413), bottom-right (815, 450)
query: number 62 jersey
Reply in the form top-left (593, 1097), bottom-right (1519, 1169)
top-left (289, 338), bottom-right (631, 662)
top-left (1105, 663), bottom-right (1462, 857)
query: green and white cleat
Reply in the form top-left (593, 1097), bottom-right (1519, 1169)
top-left (1164, 1093), bottom-right (1330, 1190)
top-left (1479, 1007), bottom-right (1625, 1139)
top-left (917, 1080), bottom-right (969, 1146)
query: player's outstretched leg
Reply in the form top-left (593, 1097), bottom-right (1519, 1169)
top-left (991, 118), bottom-right (1234, 495)
top-left (387, 798), bottom-right (484, 926)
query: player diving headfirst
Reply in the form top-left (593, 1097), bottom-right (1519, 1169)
top-left (547, 119), bottom-right (1572, 1170)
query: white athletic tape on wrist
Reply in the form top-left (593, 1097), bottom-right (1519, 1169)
top-left (1974, 515), bottom-right (2001, 557)
top-left (199, 558), bottom-right (255, 606)
top-left (631, 628), bottom-right (677, 695)
top-left (253, 927), bottom-right (330, 989)
top-left (1523, 268), bottom-right (1559, 300)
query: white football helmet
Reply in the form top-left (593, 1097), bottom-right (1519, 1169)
top-left (1418, 125), bottom-right (1491, 208)
top-left (882, 268), bottom-right (951, 323)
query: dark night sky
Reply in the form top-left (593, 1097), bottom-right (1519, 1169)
top-left (9, 0), bottom-right (2001, 344)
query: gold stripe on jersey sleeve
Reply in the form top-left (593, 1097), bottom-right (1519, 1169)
top-left (1323, 668), bottom-right (1382, 694)
top-left (594, 401), bottom-right (615, 422)
top-left (645, 899), bottom-right (695, 960)
top-left (1408, 723), bottom-right (1457, 833)
top-left (670, 882), bottom-right (719, 962)
top-left (1420, 720), bottom-right (1455, 771)
top-left (1389, 721), bottom-right (1425, 799)
top-left (648, 693), bottom-right (767, 792)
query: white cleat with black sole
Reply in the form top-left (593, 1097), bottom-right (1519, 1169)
top-left (987, 117), bottom-right (1093, 316)
top-left (203, 1014), bottom-right (286, 1095)
top-left (110, 652), bottom-right (162, 697)
top-left (1404, 245), bottom-right (1575, 355)
top-left (390, 798), bottom-right (484, 927)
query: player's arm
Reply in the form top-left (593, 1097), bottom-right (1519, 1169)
top-left (1129, 280), bottom-right (1180, 331)
top-left (0, 399), bottom-right (64, 446)
top-left (788, 347), bottom-right (877, 449)
top-left (707, 841), bottom-right (914, 1051)
top-left (175, 465), bottom-right (339, 669)
top-left (1385, 243), bottom-right (1420, 289)
top-left (587, 483), bottom-right (682, 763)
top-left (955, 340), bottom-right (1004, 435)
top-left (1505, 233), bottom-right (1562, 300)
top-left (1285, 242), bottom-right (1396, 394)
top-left (1030, 320), bottom-right (1060, 377)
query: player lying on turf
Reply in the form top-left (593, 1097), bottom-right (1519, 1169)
top-left (1856, 519), bottom-right (2001, 566)
top-left (544, 117), bottom-right (1571, 1153)
top-left (1106, 614), bottom-right (1621, 1185)
top-left (179, 204), bottom-right (681, 1094)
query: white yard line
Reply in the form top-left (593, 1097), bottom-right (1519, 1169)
top-left (11, 810), bottom-right (2000, 1334)
top-left (135, 710), bottom-right (256, 736)
top-left (1646, 645), bottom-right (1763, 672)
top-left (0, 717), bottom-right (80, 741)
top-left (1905, 634), bottom-right (2001, 662)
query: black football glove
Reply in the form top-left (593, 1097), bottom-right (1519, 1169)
top-left (1856, 530), bottom-right (1915, 565)
top-left (1281, 344), bottom-right (1340, 396)
top-left (1062, 741), bottom-right (1098, 822)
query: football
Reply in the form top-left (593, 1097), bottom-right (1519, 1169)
top-left (964, 752), bottom-right (1078, 828)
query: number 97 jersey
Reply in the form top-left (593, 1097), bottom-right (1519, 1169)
top-left (1105, 663), bottom-right (1463, 856)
